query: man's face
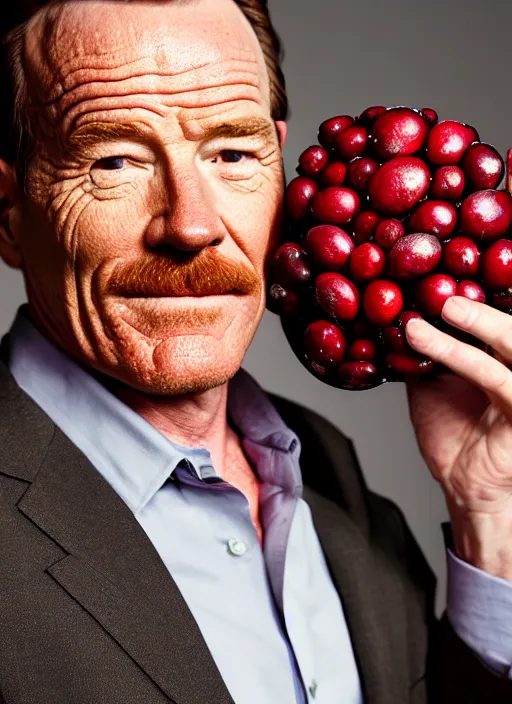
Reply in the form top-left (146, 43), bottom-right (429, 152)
top-left (10, 0), bottom-right (285, 395)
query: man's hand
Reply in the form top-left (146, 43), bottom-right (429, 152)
top-left (404, 150), bottom-right (512, 582)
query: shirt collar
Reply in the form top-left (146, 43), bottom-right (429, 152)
top-left (7, 306), bottom-right (302, 510)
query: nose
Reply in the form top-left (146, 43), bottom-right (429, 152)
top-left (145, 163), bottom-right (225, 253)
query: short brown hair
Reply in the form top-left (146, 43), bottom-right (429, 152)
top-left (0, 0), bottom-right (288, 166)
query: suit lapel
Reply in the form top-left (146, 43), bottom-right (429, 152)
top-left (271, 394), bottom-right (410, 704)
top-left (0, 357), bottom-right (233, 704)
top-left (304, 487), bottom-right (409, 704)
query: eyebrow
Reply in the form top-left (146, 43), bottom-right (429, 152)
top-left (69, 122), bottom-right (152, 149)
top-left (193, 118), bottom-right (277, 142)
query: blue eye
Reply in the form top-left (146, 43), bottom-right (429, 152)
top-left (220, 150), bottom-right (247, 163)
top-left (94, 156), bottom-right (126, 170)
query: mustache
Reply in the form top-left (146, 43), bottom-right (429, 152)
top-left (108, 249), bottom-right (261, 298)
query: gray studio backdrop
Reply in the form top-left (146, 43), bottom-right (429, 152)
top-left (0, 0), bottom-right (510, 614)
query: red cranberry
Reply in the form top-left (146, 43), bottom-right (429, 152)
top-left (383, 326), bottom-right (408, 353)
top-left (462, 142), bottom-right (504, 190)
top-left (430, 165), bottom-right (466, 201)
top-left (347, 157), bottom-right (378, 191)
top-left (482, 239), bottom-right (512, 290)
top-left (272, 243), bottom-right (311, 287)
top-left (371, 107), bottom-right (429, 160)
top-left (298, 146), bottom-right (329, 177)
top-left (374, 218), bottom-right (405, 249)
top-left (422, 108), bottom-right (439, 124)
top-left (368, 157), bottom-right (431, 216)
top-left (457, 280), bottom-right (486, 303)
top-left (286, 177), bottom-right (318, 220)
top-left (416, 273), bottom-right (457, 316)
top-left (311, 187), bottom-right (361, 225)
top-left (334, 126), bottom-right (368, 161)
top-left (338, 361), bottom-right (380, 389)
top-left (304, 320), bottom-right (347, 365)
top-left (442, 237), bottom-right (480, 277)
top-left (348, 339), bottom-right (376, 361)
top-left (386, 353), bottom-right (434, 377)
top-left (304, 225), bottom-right (354, 270)
top-left (426, 120), bottom-right (479, 164)
top-left (321, 162), bottom-right (348, 187)
top-left (318, 115), bottom-right (354, 149)
top-left (267, 284), bottom-right (300, 315)
top-left (492, 288), bottom-right (512, 310)
top-left (409, 200), bottom-right (457, 238)
top-left (363, 280), bottom-right (404, 326)
top-left (358, 105), bottom-right (387, 125)
top-left (316, 272), bottom-right (360, 320)
top-left (349, 243), bottom-right (386, 283)
top-left (460, 190), bottom-right (512, 240)
top-left (353, 211), bottom-right (383, 244)
top-left (398, 310), bottom-right (424, 327)
top-left (387, 234), bottom-right (442, 280)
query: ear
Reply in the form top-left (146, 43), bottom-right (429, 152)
top-left (0, 160), bottom-right (23, 269)
top-left (275, 120), bottom-right (288, 150)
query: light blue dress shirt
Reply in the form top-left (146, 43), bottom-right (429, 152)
top-left (6, 307), bottom-right (512, 702)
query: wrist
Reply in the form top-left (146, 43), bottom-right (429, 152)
top-left (449, 503), bottom-right (512, 582)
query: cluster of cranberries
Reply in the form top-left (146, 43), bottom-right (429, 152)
top-left (267, 105), bottom-right (512, 390)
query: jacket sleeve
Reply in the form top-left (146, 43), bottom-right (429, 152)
top-left (392, 502), bottom-right (512, 703)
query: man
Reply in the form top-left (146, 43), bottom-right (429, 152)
top-left (0, 0), bottom-right (510, 702)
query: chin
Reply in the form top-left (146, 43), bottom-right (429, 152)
top-left (109, 334), bottom-right (247, 397)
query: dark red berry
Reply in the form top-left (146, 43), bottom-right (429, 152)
top-left (348, 339), bottom-right (376, 361)
top-left (321, 162), bottom-right (348, 187)
top-left (311, 187), bottom-right (361, 225)
top-left (369, 157), bottom-right (431, 216)
top-left (442, 237), bottom-right (480, 277)
top-left (426, 120), bottom-right (479, 164)
top-left (387, 234), bottom-right (442, 280)
top-left (316, 272), bottom-right (360, 320)
top-left (421, 108), bottom-right (438, 124)
top-left (457, 280), bottom-right (486, 303)
top-left (349, 243), bottom-right (386, 283)
top-left (482, 239), bottom-right (512, 290)
top-left (371, 107), bottom-right (429, 160)
top-left (383, 326), bottom-right (408, 353)
top-left (304, 225), bottom-right (354, 270)
top-left (398, 310), bottom-right (424, 327)
top-left (358, 106), bottom-right (387, 126)
top-left (304, 320), bottom-right (347, 365)
top-left (338, 361), bottom-right (380, 389)
top-left (272, 243), bottom-right (311, 287)
top-left (298, 146), bottom-right (329, 177)
top-left (347, 157), bottom-right (378, 191)
top-left (363, 280), bottom-right (404, 326)
top-left (267, 284), bottom-right (300, 315)
top-left (409, 200), bottom-right (457, 238)
top-left (386, 353), bottom-right (434, 377)
top-left (374, 218), bottom-right (405, 249)
top-left (318, 115), bottom-right (354, 149)
top-left (416, 273), bottom-right (457, 316)
top-left (352, 211), bottom-right (383, 244)
top-left (462, 142), bottom-right (504, 191)
top-left (286, 177), bottom-right (318, 220)
top-left (460, 190), bottom-right (512, 240)
top-left (334, 125), bottom-right (368, 161)
top-left (430, 166), bottom-right (465, 201)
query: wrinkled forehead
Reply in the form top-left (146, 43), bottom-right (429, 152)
top-left (23, 0), bottom-right (269, 109)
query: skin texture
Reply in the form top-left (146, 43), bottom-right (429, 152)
top-left (0, 0), bottom-right (288, 541)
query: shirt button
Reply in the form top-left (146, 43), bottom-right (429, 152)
top-left (227, 538), bottom-right (247, 557)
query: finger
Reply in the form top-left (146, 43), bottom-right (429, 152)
top-left (405, 316), bottom-right (512, 411)
top-left (441, 296), bottom-right (512, 364)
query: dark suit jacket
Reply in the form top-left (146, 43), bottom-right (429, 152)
top-left (0, 339), bottom-right (511, 704)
